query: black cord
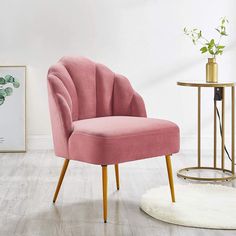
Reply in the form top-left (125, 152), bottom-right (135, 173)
top-left (216, 105), bottom-right (236, 164)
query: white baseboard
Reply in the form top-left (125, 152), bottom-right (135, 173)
top-left (27, 135), bottom-right (232, 151)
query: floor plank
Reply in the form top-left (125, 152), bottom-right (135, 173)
top-left (0, 150), bottom-right (236, 236)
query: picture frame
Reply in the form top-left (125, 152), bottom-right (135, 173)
top-left (0, 66), bottom-right (26, 152)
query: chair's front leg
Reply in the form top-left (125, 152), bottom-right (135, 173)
top-left (53, 159), bottom-right (70, 203)
top-left (102, 165), bottom-right (108, 223)
top-left (165, 155), bottom-right (176, 202)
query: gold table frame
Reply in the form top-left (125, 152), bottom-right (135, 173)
top-left (177, 81), bottom-right (236, 181)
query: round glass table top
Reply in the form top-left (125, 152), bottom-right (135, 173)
top-left (177, 80), bottom-right (236, 87)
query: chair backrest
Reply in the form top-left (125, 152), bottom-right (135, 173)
top-left (47, 56), bottom-right (146, 158)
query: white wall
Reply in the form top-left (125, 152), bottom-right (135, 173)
top-left (0, 0), bottom-right (236, 150)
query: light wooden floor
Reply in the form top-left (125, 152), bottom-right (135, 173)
top-left (0, 150), bottom-right (236, 236)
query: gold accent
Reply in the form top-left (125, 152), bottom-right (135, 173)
top-left (177, 81), bottom-right (235, 88)
top-left (206, 58), bottom-right (218, 83)
top-left (53, 159), bottom-right (70, 203)
top-left (177, 167), bottom-right (235, 181)
top-left (177, 81), bottom-right (236, 181)
top-left (198, 87), bottom-right (201, 167)
top-left (232, 86), bottom-right (235, 174)
top-left (165, 155), bottom-right (175, 202)
top-left (221, 88), bottom-right (225, 169)
top-left (102, 165), bottom-right (108, 223)
top-left (0, 65), bottom-right (27, 153)
top-left (114, 164), bottom-right (120, 190)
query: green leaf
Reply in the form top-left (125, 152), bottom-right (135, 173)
top-left (5, 87), bottom-right (13, 96)
top-left (207, 39), bottom-right (215, 50)
top-left (0, 77), bottom-right (6, 85)
top-left (0, 95), bottom-right (5, 105)
top-left (209, 49), bottom-right (214, 55)
top-left (210, 39), bottom-right (215, 45)
top-left (221, 31), bottom-right (228, 36)
top-left (0, 89), bottom-right (7, 97)
top-left (13, 81), bottom-right (20, 88)
top-left (5, 75), bottom-right (14, 83)
top-left (200, 47), bottom-right (208, 53)
top-left (208, 44), bottom-right (213, 50)
top-left (183, 27), bottom-right (187, 33)
top-left (217, 45), bottom-right (225, 49)
top-left (216, 50), bottom-right (223, 55)
top-left (198, 30), bottom-right (202, 38)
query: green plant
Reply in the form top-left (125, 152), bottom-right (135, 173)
top-left (184, 17), bottom-right (229, 58)
top-left (0, 75), bottom-right (20, 105)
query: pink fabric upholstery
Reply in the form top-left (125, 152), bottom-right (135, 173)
top-left (69, 116), bottom-right (179, 165)
top-left (47, 56), bottom-right (180, 164)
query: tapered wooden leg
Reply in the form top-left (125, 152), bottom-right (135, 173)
top-left (102, 165), bottom-right (108, 223)
top-left (114, 164), bottom-right (120, 190)
top-left (165, 155), bottom-right (175, 202)
top-left (53, 159), bottom-right (69, 203)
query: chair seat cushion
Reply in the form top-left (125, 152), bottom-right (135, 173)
top-left (68, 116), bottom-right (180, 165)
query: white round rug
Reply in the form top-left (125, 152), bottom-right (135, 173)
top-left (140, 184), bottom-right (236, 229)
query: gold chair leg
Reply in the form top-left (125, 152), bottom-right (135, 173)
top-left (114, 164), bottom-right (120, 190)
top-left (102, 165), bottom-right (108, 223)
top-left (165, 155), bottom-right (176, 202)
top-left (53, 159), bottom-right (70, 203)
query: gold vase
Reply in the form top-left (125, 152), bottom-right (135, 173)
top-left (206, 58), bottom-right (218, 83)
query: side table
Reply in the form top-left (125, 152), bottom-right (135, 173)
top-left (177, 81), bottom-right (235, 181)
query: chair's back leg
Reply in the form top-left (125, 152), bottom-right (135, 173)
top-left (114, 164), bottom-right (120, 190)
top-left (165, 155), bottom-right (176, 202)
top-left (53, 159), bottom-right (70, 203)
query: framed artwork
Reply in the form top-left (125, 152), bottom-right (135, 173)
top-left (0, 66), bottom-right (26, 152)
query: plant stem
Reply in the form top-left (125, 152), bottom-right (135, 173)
top-left (213, 34), bottom-right (223, 58)
top-left (217, 34), bottom-right (222, 47)
top-left (201, 35), bottom-right (209, 43)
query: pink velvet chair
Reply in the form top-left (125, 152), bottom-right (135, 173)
top-left (47, 56), bottom-right (180, 222)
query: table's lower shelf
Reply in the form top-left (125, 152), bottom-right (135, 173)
top-left (177, 166), bottom-right (236, 181)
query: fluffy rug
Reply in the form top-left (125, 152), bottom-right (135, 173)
top-left (140, 184), bottom-right (236, 229)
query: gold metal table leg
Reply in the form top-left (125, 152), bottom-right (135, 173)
top-left (198, 87), bottom-right (201, 167)
top-left (221, 88), bottom-right (225, 170)
top-left (232, 86), bottom-right (235, 174)
top-left (214, 99), bottom-right (217, 168)
top-left (177, 85), bottom-right (236, 182)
